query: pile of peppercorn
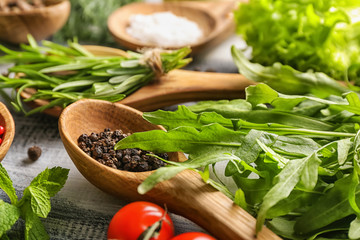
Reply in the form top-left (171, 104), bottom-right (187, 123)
top-left (77, 128), bottom-right (167, 172)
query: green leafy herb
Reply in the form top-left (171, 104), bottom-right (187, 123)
top-left (52, 0), bottom-right (138, 46)
top-left (0, 35), bottom-right (191, 115)
top-left (233, 0), bottom-right (360, 84)
top-left (115, 84), bottom-right (360, 239)
top-left (231, 45), bottom-right (360, 98)
top-left (0, 163), bottom-right (69, 239)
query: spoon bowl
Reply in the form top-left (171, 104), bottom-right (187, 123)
top-left (59, 99), bottom-right (279, 240)
top-left (108, 1), bottom-right (235, 54)
top-left (0, 0), bottom-right (70, 44)
top-left (0, 102), bottom-right (15, 162)
top-left (58, 98), bottom-right (184, 201)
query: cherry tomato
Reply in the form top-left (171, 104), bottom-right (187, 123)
top-left (170, 232), bottom-right (216, 240)
top-left (107, 201), bottom-right (174, 240)
top-left (0, 125), bottom-right (4, 135)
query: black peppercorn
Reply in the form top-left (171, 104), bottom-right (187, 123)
top-left (77, 128), bottom-right (167, 172)
top-left (28, 146), bottom-right (42, 161)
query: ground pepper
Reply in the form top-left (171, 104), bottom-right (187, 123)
top-left (77, 128), bottom-right (167, 172)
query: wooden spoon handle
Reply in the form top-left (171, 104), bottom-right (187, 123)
top-left (120, 69), bottom-right (255, 111)
top-left (149, 169), bottom-right (280, 240)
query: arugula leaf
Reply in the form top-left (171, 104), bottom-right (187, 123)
top-left (143, 105), bottom-right (234, 131)
top-left (187, 99), bottom-right (252, 119)
top-left (256, 152), bottom-right (320, 232)
top-left (138, 153), bottom-right (242, 195)
top-left (349, 217), bottom-right (360, 239)
top-left (120, 83), bottom-right (360, 239)
top-left (115, 124), bottom-right (245, 157)
top-left (231, 46), bottom-right (352, 98)
top-left (294, 175), bottom-right (360, 234)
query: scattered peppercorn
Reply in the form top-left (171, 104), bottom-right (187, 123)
top-left (0, 125), bottom-right (4, 145)
top-left (27, 145), bottom-right (42, 161)
top-left (77, 128), bottom-right (168, 172)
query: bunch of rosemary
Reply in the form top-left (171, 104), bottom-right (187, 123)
top-left (0, 36), bottom-right (191, 115)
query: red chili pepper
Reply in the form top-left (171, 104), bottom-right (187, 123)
top-left (0, 125), bottom-right (4, 145)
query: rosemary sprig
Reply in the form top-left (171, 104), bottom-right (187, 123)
top-left (0, 35), bottom-right (192, 115)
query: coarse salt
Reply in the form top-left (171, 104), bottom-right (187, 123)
top-left (126, 11), bottom-right (203, 48)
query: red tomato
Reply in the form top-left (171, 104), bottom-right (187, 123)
top-left (107, 201), bottom-right (174, 240)
top-left (170, 232), bottom-right (216, 240)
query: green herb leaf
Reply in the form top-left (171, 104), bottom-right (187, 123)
top-left (234, 0), bottom-right (360, 83)
top-left (0, 200), bottom-right (21, 237)
top-left (294, 175), bottom-right (360, 234)
top-left (256, 152), bottom-right (320, 232)
top-left (349, 217), bottom-right (360, 239)
top-left (231, 46), bottom-right (352, 98)
top-left (0, 163), bottom-right (18, 204)
top-left (115, 124), bottom-right (245, 157)
top-left (22, 201), bottom-right (49, 240)
top-left (0, 38), bottom-right (191, 115)
top-left (30, 167), bottom-right (69, 197)
top-left (143, 105), bottom-right (234, 131)
top-left (25, 186), bottom-right (51, 218)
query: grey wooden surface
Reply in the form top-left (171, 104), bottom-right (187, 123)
top-left (0, 35), bottom-right (247, 240)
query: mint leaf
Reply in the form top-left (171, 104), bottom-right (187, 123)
top-left (0, 200), bottom-right (20, 237)
top-left (21, 167), bottom-right (69, 218)
top-left (26, 186), bottom-right (51, 218)
top-left (22, 202), bottom-right (49, 240)
top-left (30, 167), bottom-right (69, 197)
top-left (0, 163), bottom-right (17, 204)
top-left (0, 164), bottom-right (69, 239)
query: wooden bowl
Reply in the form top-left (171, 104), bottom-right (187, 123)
top-left (58, 99), bottom-right (279, 240)
top-left (108, 1), bottom-right (235, 54)
top-left (0, 0), bottom-right (71, 44)
top-left (0, 102), bottom-right (15, 162)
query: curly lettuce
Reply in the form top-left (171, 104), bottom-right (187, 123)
top-left (234, 0), bottom-right (360, 84)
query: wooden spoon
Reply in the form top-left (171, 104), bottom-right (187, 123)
top-left (58, 98), bottom-right (280, 240)
top-left (107, 1), bottom-right (237, 54)
top-left (20, 45), bottom-right (255, 117)
top-left (0, 102), bottom-right (15, 162)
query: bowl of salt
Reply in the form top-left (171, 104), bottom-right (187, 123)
top-left (108, 1), bottom-right (235, 54)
